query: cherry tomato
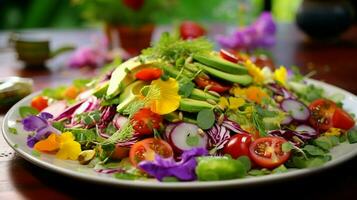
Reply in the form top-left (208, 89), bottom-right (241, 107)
top-left (135, 68), bottom-right (162, 81)
top-left (332, 107), bottom-right (355, 130)
top-left (220, 49), bottom-right (239, 63)
top-left (111, 145), bottom-right (130, 160)
top-left (309, 99), bottom-right (337, 131)
top-left (132, 108), bottom-right (163, 135)
top-left (223, 133), bottom-right (252, 159)
top-left (123, 0), bottom-right (144, 11)
top-left (179, 21), bottom-right (206, 40)
top-left (249, 137), bottom-right (291, 169)
top-left (194, 76), bottom-right (231, 93)
top-left (31, 96), bottom-right (48, 111)
top-left (129, 138), bottom-right (173, 166)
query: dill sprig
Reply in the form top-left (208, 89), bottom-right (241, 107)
top-left (142, 32), bottom-right (212, 63)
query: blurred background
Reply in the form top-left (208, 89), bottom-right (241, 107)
top-left (1, 0), bottom-right (357, 109)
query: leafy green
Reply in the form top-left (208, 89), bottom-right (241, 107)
top-left (162, 176), bottom-right (180, 182)
top-left (303, 145), bottom-right (325, 156)
top-left (73, 79), bottom-right (92, 88)
top-left (65, 128), bottom-right (98, 144)
top-left (179, 81), bottom-right (195, 98)
top-left (42, 86), bottom-right (67, 100)
top-left (289, 82), bottom-right (324, 103)
top-left (8, 127), bottom-right (18, 135)
top-left (252, 106), bottom-right (267, 137)
top-left (248, 169), bottom-right (271, 176)
top-left (52, 121), bottom-right (65, 132)
top-left (291, 155), bottom-right (331, 168)
top-left (197, 109), bottom-right (215, 130)
top-left (282, 142), bottom-right (294, 153)
top-left (237, 156), bottom-right (251, 172)
top-left (313, 136), bottom-right (334, 151)
top-left (142, 32), bottom-right (212, 63)
top-left (19, 106), bottom-right (39, 118)
top-left (186, 134), bottom-right (200, 147)
top-left (272, 165), bottom-right (288, 174)
top-left (31, 150), bottom-right (41, 157)
top-left (347, 129), bottom-right (357, 144)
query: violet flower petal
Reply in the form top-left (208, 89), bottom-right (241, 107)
top-left (22, 116), bottom-right (47, 131)
top-left (138, 148), bottom-right (208, 181)
top-left (39, 112), bottom-right (53, 120)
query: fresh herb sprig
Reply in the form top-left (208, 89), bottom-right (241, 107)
top-left (142, 32), bottom-right (212, 63)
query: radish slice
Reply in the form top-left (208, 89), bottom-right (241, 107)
top-left (165, 124), bottom-right (177, 140)
top-left (281, 115), bottom-right (293, 125)
top-left (41, 100), bottom-right (67, 119)
top-left (113, 115), bottom-right (128, 130)
top-left (281, 99), bottom-right (310, 121)
top-left (169, 122), bottom-right (208, 153)
top-left (295, 124), bottom-right (317, 136)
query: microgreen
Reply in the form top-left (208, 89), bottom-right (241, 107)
top-left (197, 109), bottom-right (215, 130)
top-left (19, 106), bottom-right (39, 118)
top-left (347, 129), bottom-right (357, 144)
top-left (8, 127), bottom-right (18, 135)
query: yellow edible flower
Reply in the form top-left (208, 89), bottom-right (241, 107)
top-left (245, 60), bottom-right (264, 84)
top-left (218, 97), bottom-right (245, 110)
top-left (56, 132), bottom-right (81, 160)
top-left (146, 78), bottom-right (181, 115)
top-left (274, 66), bottom-right (288, 86)
top-left (324, 128), bottom-right (344, 137)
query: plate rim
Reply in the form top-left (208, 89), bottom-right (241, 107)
top-left (2, 79), bottom-right (357, 189)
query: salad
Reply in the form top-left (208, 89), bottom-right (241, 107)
top-left (17, 33), bottom-right (357, 182)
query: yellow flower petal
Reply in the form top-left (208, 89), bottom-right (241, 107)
top-left (56, 140), bottom-right (81, 160)
top-left (218, 97), bottom-right (229, 110)
top-left (60, 132), bottom-right (75, 143)
top-left (245, 60), bottom-right (264, 84)
top-left (228, 97), bottom-right (245, 110)
top-left (230, 86), bottom-right (246, 97)
top-left (147, 78), bottom-right (181, 115)
top-left (274, 66), bottom-right (288, 86)
top-left (325, 128), bottom-right (344, 137)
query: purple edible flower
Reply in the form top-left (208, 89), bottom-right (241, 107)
top-left (22, 112), bottom-right (61, 148)
top-left (138, 148), bottom-right (208, 181)
top-left (216, 12), bottom-right (276, 50)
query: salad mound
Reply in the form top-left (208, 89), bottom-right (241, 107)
top-left (18, 33), bottom-right (357, 182)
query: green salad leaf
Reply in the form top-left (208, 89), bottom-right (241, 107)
top-left (197, 109), bottom-right (215, 130)
top-left (19, 106), bottom-right (39, 118)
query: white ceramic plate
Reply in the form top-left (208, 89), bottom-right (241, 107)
top-left (2, 79), bottom-right (357, 189)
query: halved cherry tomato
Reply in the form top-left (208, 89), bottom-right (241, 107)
top-left (129, 138), bottom-right (173, 166)
top-left (309, 99), bottom-right (337, 131)
top-left (179, 21), bottom-right (206, 40)
top-left (220, 49), bottom-right (239, 63)
top-left (309, 98), bottom-right (355, 131)
top-left (135, 68), bottom-right (162, 81)
top-left (31, 96), bottom-right (48, 111)
top-left (194, 76), bottom-right (231, 93)
top-left (332, 107), bottom-right (355, 130)
top-left (249, 137), bottom-right (291, 169)
top-left (223, 133), bottom-right (252, 159)
top-left (132, 108), bottom-right (163, 135)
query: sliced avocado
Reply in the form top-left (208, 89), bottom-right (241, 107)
top-left (106, 57), bottom-right (158, 98)
top-left (195, 63), bottom-right (252, 86)
top-left (190, 88), bottom-right (219, 101)
top-left (193, 53), bottom-right (248, 75)
top-left (179, 98), bottom-right (214, 113)
top-left (116, 81), bottom-right (147, 113)
top-left (93, 81), bottom-right (109, 98)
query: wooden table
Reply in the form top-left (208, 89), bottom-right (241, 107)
top-left (1, 24), bottom-right (357, 199)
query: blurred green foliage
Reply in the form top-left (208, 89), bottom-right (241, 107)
top-left (0, 0), bottom-right (303, 30)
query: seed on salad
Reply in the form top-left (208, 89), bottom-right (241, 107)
top-left (206, 99), bottom-right (217, 105)
top-left (216, 104), bottom-right (225, 111)
top-left (199, 73), bottom-right (210, 79)
top-left (178, 111), bottom-right (183, 121)
top-left (292, 136), bottom-right (304, 145)
top-left (275, 95), bottom-right (284, 102)
top-left (78, 150), bottom-right (96, 165)
top-left (217, 113), bottom-right (225, 125)
top-left (204, 85), bottom-right (212, 91)
top-left (197, 128), bottom-right (205, 137)
top-left (172, 118), bottom-right (181, 123)
top-left (208, 90), bottom-right (221, 97)
top-left (185, 56), bottom-right (193, 64)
